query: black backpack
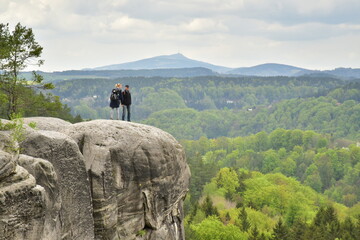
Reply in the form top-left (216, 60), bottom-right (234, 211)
top-left (110, 89), bottom-right (118, 101)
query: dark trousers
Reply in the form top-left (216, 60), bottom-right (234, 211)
top-left (122, 105), bottom-right (131, 121)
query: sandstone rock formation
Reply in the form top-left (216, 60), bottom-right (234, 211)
top-left (0, 150), bottom-right (44, 240)
top-left (0, 117), bottom-right (190, 240)
top-left (20, 129), bottom-right (95, 240)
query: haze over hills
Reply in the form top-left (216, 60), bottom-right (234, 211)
top-left (86, 53), bottom-right (360, 79)
top-left (92, 53), bottom-right (231, 73)
top-left (21, 53), bottom-right (360, 81)
top-left (227, 63), bottom-right (312, 76)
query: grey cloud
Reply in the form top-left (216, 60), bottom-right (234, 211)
top-left (91, 0), bottom-right (360, 25)
top-left (244, 2), bottom-right (360, 25)
top-left (224, 15), bottom-right (360, 42)
top-left (1, 0), bottom-right (359, 71)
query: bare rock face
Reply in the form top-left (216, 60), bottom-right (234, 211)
top-left (20, 130), bottom-right (95, 240)
top-left (62, 120), bottom-right (190, 240)
top-left (0, 151), bottom-right (46, 240)
top-left (0, 118), bottom-right (190, 240)
top-left (17, 154), bottom-right (61, 240)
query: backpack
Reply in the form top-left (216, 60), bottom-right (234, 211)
top-left (110, 89), bottom-right (118, 101)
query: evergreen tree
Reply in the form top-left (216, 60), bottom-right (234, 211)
top-left (341, 217), bottom-right (356, 240)
top-left (289, 219), bottom-right (307, 240)
top-left (72, 114), bottom-right (83, 123)
top-left (304, 225), bottom-right (327, 240)
top-left (225, 211), bottom-right (231, 224)
top-left (313, 207), bottom-right (327, 227)
top-left (187, 202), bottom-right (199, 224)
top-left (248, 225), bottom-right (260, 240)
top-left (200, 195), bottom-right (219, 217)
top-left (271, 218), bottom-right (289, 240)
top-left (238, 207), bottom-right (251, 232)
top-left (259, 233), bottom-right (267, 240)
top-left (0, 23), bottom-right (53, 119)
top-left (324, 206), bottom-right (341, 239)
top-left (356, 215), bottom-right (360, 238)
top-left (308, 206), bottom-right (341, 240)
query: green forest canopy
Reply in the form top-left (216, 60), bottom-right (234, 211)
top-left (50, 75), bottom-right (360, 140)
top-left (183, 129), bottom-right (360, 239)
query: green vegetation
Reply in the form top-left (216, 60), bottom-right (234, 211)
top-left (0, 116), bottom-right (26, 153)
top-left (182, 129), bottom-right (360, 239)
top-left (0, 80), bottom-right (82, 122)
top-left (0, 23), bottom-right (54, 118)
top-left (0, 23), bottom-right (81, 123)
top-left (143, 91), bottom-right (360, 140)
top-left (182, 129), bottom-right (360, 207)
top-left (136, 229), bottom-right (147, 237)
top-left (185, 167), bottom-right (360, 240)
top-left (49, 75), bottom-right (360, 140)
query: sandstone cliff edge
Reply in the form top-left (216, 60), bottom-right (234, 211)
top-left (0, 117), bottom-right (190, 240)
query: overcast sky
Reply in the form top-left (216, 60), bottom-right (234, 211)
top-left (1, 0), bottom-right (360, 71)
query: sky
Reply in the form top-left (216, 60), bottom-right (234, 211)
top-left (1, 0), bottom-right (360, 72)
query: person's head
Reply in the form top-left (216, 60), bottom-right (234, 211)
top-left (115, 83), bottom-right (122, 88)
top-left (125, 85), bottom-right (129, 90)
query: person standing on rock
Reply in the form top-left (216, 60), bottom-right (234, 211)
top-left (122, 85), bottom-right (131, 121)
top-left (109, 83), bottom-right (123, 120)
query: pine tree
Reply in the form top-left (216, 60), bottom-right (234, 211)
top-left (259, 233), bottom-right (267, 240)
top-left (324, 206), bottom-right (337, 223)
top-left (225, 211), bottom-right (231, 224)
top-left (304, 224), bottom-right (327, 240)
top-left (313, 207), bottom-right (326, 227)
top-left (248, 225), bottom-right (260, 240)
top-left (238, 207), bottom-right (251, 232)
top-left (0, 23), bottom-right (53, 119)
top-left (187, 202), bottom-right (199, 224)
top-left (289, 219), bottom-right (307, 240)
top-left (200, 195), bottom-right (219, 217)
top-left (356, 215), bottom-right (360, 238)
top-left (308, 206), bottom-right (341, 240)
top-left (341, 217), bottom-right (356, 240)
top-left (325, 206), bottom-right (341, 239)
top-left (271, 218), bottom-right (289, 240)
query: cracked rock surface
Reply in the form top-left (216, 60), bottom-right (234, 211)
top-left (0, 117), bottom-right (190, 240)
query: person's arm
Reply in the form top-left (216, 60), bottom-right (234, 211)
top-left (121, 90), bottom-right (125, 105)
top-left (119, 90), bottom-right (123, 103)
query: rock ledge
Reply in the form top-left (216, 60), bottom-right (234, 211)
top-left (0, 118), bottom-right (190, 240)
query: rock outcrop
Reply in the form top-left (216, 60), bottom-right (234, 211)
top-left (0, 150), bottom-right (46, 240)
top-left (0, 117), bottom-right (190, 240)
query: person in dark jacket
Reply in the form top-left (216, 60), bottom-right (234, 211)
top-left (122, 85), bottom-right (131, 121)
top-left (109, 83), bottom-right (123, 120)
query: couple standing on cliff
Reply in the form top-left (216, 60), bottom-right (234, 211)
top-left (109, 83), bottom-right (131, 121)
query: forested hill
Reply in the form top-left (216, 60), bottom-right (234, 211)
top-left (91, 53), bottom-right (231, 73)
top-left (21, 67), bottom-right (218, 82)
top-left (182, 129), bottom-right (360, 239)
top-left (50, 75), bottom-right (360, 140)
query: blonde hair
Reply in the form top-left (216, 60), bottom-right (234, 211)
top-left (115, 83), bottom-right (122, 88)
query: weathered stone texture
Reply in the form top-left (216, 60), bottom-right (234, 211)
top-left (0, 151), bottom-right (46, 240)
top-left (20, 130), bottom-right (95, 240)
top-left (62, 120), bottom-right (190, 239)
top-left (0, 118), bottom-right (190, 240)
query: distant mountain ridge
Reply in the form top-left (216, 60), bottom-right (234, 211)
top-left (227, 63), bottom-right (312, 76)
top-left (88, 53), bottom-right (360, 79)
top-left (92, 53), bottom-right (231, 73)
